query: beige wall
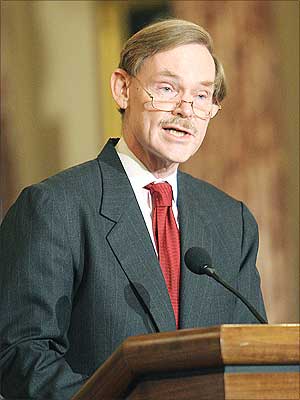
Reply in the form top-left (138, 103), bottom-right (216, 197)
top-left (1, 1), bottom-right (103, 213)
top-left (273, 1), bottom-right (299, 313)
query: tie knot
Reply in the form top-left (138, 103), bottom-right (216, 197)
top-left (145, 182), bottom-right (173, 207)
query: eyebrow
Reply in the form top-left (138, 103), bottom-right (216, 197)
top-left (154, 69), bottom-right (215, 87)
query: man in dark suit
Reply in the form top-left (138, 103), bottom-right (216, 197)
top-left (0, 19), bottom-right (266, 399)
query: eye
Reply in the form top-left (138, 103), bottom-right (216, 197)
top-left (153, 83), bottom-right (178, 99)
top-left (197, 93), bottom-right (208, 100)
top-left (161, 86), bottom-right (172, 92)
top-left (158, 85), bottom-right (174, 94)
top-left (194, 92), bottom-right (212, 106)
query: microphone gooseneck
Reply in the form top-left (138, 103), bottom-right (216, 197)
top-left (184, 247), bottom-right (267, 324)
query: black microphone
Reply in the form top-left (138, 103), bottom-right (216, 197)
top-left (184, 247), bottom-right (267, 324)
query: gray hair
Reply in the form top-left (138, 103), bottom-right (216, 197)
top-left (119, 18), bottom-right (226, 106)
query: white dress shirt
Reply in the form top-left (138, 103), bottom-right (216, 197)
top-left (116, 137), bottom-right (179, 253)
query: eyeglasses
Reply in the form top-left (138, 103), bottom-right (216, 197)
top-left (132, 76), bottom-right (221, 120)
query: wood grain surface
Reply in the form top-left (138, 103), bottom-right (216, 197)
top-left (72, 325), bottom-right (300, 400)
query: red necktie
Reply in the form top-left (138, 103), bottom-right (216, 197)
top-left (145, 182), bottom-right (181, 328)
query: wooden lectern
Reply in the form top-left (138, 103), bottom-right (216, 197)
top-left (72, 324), bottom-right (300, 400)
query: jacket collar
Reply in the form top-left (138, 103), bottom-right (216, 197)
top-left (97, 138), bottom-right (176, 332)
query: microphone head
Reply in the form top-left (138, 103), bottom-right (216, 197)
top-left (184, 247), bottom-right (213, 275)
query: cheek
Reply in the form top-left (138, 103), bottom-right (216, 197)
top-left (130, 109), bottom-right (148, 133)
top-left (197, 120), bottom-right (210, 139)
top-left (192, 121), bottom-right (210, 149)
top-left (141, 112), bottom-right (164, 136)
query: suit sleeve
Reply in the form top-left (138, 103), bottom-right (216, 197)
top-left (0, 185), bottom-right (87, 399)
top-left (232, 202), bottom-right (267, 323)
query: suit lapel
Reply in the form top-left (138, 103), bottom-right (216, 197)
top-left (97, 139), bottom-right (176, 332)
top-left (177, 171), bottom-right (215, 328)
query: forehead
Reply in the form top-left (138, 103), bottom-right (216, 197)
top-left (138, 43), bottom-right (216, 85)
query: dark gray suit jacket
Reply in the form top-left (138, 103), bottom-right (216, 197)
top-left (0, 139), bottom-right (266, 399)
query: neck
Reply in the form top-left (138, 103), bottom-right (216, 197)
top-left (122, 136), bottom-right (178, 179)
top-left (144, 161), bottom-right (178, 179)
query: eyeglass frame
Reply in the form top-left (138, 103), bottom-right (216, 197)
top-left (131, 75), bottom-right (222, 120)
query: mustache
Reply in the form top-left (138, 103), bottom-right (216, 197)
top-left (159, 116), bottom-right (197, 135)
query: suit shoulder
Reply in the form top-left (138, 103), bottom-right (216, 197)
top-left (42, 158), bottom-right (101, 192)
top-left (179, 171), bottom-right (239, 206)
top-left (179, 171), bottom-right (257, 228)
top-left (41, 158), bottom-right (101, 189)
top-left (178, 171), bottom-right (258, 246)
top-left (10, 158), bottom-right (103, 215)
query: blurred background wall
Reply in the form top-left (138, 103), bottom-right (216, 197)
top-left (1, 0), bottom-right (299, 323)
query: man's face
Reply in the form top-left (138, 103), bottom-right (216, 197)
top-left (122, 43), bottom-right (216, 176)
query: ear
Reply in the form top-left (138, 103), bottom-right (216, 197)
top-left (110, 68), bottom-right (131, 110)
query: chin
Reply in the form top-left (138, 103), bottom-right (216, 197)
top-left (168, 148), bottom-right (198, 163)
top-left (165, 153), bottom-right (194, 165)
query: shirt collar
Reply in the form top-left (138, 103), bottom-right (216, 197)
top-left (116, 137), bottom-right (178, 202)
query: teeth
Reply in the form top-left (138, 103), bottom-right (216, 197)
top-left (167, 129), bottom-right (186, 137)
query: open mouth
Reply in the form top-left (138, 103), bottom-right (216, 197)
top-left (162, 125), bottom-right (193, 138)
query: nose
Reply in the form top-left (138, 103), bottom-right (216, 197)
top-left (172, 99), bottom-right (194, 118)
